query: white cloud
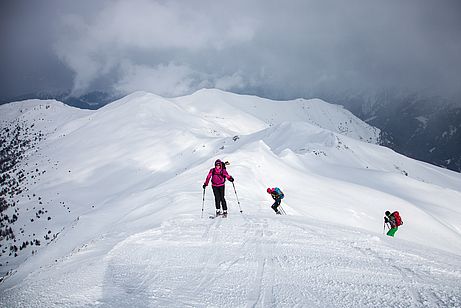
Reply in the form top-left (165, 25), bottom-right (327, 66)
top-left (114, 62), bottom-right (199, 97)
top-left (48, 0), bottom-right (461, 99)
top-left (214, 72), bottom-right (245, 91)
top-left (54, 0), bottom-right (257, 94)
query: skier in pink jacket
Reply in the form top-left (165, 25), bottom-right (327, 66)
top-left (203, 159), bottom-right (234, 216)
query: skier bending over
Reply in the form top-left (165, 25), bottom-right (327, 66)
top-left (203, 159), bottom-right (234, 216)
top-left (384, 210), bottom-right (402, 237)
top-left (267, 187), bottom-right (284, 215)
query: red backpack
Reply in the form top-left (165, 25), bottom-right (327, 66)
top-left (393, 211), bottom-right (403, 226)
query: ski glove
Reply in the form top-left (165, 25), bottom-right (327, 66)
top-left (229, 177), bottom-right (234, 182)
top-left (203, 184), bottom-right (207, 189)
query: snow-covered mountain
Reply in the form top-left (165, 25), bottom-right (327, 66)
top-left (1, 89), bottom-right (460, 307)
top-left (0, 90), bottom-right (120, 110)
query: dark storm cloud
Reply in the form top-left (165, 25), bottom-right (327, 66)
top-left (0, 1), bottom-right (66, 97)
top-left (1, 0), bottom-right (461, 100)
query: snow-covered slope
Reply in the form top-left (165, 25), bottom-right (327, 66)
top-left (1, 89), bottom-right (460, 307)
top-left (176, 89), bottom-right (380, 143)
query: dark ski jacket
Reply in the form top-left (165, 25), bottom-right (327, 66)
top-left (385, 213), bottom-right (397, 228)
top-left (269, 187), bottom-right (284, 201)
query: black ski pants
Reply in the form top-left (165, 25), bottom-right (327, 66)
top-left (271, 198), bottom-right (281, 213)
top-left (212, 185), bottom-right (227, 211)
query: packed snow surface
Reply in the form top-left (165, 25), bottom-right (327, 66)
top-left (1, 89), bottom-right (460, 307)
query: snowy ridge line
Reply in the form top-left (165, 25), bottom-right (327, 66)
top-left (175, 88), bottom-right (381, 143)
top-left (0, 89), bottom-right (461, 307)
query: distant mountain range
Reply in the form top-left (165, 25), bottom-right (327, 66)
top-left (0, 91), bottom-right (120, 110)
top-left (327, 92), bottom-right (461, 173)
top-left (2, 90), bottom-right (460, 172)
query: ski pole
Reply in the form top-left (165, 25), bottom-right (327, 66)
top-left (201, 188), bottom-right (205, 218)
top-left (383, 222), bottom-right (390, 234)
top-left (231, 182), bottom-right (243, 213)
top-left (280, 206), bottom-right (286, 215)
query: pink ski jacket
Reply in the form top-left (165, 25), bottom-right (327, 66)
top-left (204, 167), bottom-right (232, 187)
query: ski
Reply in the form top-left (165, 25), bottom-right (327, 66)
top-left (209, 213), bottom-right (227, 219)
top-left (273, 207), bottom-right (286, 215)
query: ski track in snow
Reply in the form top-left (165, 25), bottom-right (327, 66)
top-left (2, 213), bottom-right (460, 308)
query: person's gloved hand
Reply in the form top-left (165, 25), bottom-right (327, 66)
top-left (229, 177), bottom-right (234, 182)
top-left (203, 184), bottom-right (207, 189)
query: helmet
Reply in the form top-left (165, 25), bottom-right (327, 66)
top-left (214, 159), bottom-right (222, 166)
top-left (267, 188), bottom-right (272, 193)
top-left (385, 211), bottom-right (391, 216)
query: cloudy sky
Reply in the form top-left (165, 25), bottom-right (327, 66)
top-left (1, 0), bottom-right (461, 100)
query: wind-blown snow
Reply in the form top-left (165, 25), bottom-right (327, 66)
top-left (1, 89), bottom-right (460, 307)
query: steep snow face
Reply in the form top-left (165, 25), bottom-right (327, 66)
top-left (0, 90), bottom-right (460, 307)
